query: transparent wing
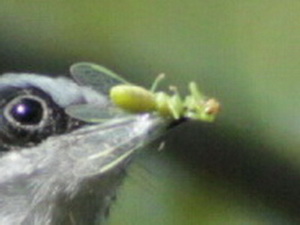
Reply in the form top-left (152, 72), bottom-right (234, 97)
top-left (66, 114), bottom-right (167, 176)
top-left (70, 62), bottom-right (130, 95)
top-left (65, 104), bottom-right (129, 123)
top-left (66, 62), bottom-right (132, 122)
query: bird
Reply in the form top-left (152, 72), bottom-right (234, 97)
top-left (0, 72), bottom-right (166, 225)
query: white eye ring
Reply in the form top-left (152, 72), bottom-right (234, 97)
top-left (4, 95), bottom-right (49, 130)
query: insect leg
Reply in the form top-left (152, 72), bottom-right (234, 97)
top-left (150, 73), bottom-right (165, 92)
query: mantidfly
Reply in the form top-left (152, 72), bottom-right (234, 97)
top-left (66, 62), bottom-right (220, 123)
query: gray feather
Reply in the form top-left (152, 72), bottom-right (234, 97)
top-left (0, 73), bottom-right (166, 225)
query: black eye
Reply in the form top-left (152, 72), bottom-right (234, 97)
top-left (0, 83), bottom-right (87, 150)
top-left (10, 98), bottom-right (44, 125)
top-left (0, 80), bottom-right (86, 151)
top-left (5, 95), bottom-right (47, 128)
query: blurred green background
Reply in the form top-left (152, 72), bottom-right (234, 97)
top-left (0, 1), bottom-right (299, 224)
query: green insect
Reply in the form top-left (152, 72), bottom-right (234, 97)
top-left (66, 62), bottom-right (220, 123)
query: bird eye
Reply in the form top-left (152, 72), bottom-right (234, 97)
top-left (9, 97), bottom-right (44, 125)
top-left (0, 88), bottom-right (85, 150)
top-left (5, 95), bottom-right (47, 128)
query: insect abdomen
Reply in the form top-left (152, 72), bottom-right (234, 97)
top-left (110, 85), bottom-right (156, 113)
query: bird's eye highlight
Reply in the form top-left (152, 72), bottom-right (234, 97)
top-left (9, 98), bottom-right (44, 125)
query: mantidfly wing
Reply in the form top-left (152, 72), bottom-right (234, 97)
top-left (70, 62), bottom-right (130, 95)
top-left (65, 104), bottom-right (128, 123)
top-left (67, 62), bottom-right (133, 122)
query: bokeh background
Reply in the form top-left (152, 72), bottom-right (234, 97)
top-left (0, 1), bottom-right (299, 224)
